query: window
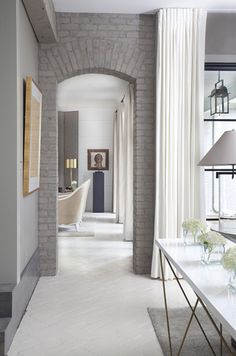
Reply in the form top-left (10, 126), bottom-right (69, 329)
top-left (204, 64), bottom-right (236, 219)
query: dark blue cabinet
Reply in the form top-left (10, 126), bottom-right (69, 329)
top-left (93, 172), bottom-right (104, 212)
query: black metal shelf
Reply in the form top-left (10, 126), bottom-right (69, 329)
top-left (205, 63), bottom-right (236, 71)
top-left (205, 169), bottom-right (236, 172)
top-left (204, 119), bottom-right (236, 122)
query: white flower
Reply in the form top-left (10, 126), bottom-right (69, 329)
top-left (71, 180), bottom-right (77, 191)
top-left (222, 247), bottom-right (236, 272)
top-left (182, 218), bottom-right (208, 236)
top-left (198, 231), bottom-right (226, 253)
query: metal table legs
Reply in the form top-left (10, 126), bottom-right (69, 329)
top-left (159, 249), bottom-right (235, 356)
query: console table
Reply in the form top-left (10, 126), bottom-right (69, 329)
top-left (156, 239), bottom-right (236, 355)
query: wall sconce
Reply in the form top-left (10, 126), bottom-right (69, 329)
top-left (209, 71), bottom-right (229, 116)
top-left (65, 158), bottom-right (77, 186)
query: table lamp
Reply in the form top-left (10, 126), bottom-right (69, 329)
top-left (65, 158), bottom-right (77, 186)
top-left (198, 129), bottom-right (236, 220)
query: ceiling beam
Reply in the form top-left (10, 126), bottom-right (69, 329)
top-left (22, 0), bottom-right (57, 43)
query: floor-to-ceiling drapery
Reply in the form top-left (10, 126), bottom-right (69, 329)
top-left (151, 9), bottom-right (207, 279)
top-left (113, 84), bottom-right (134, 241)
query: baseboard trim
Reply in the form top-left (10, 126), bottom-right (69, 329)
top-left (0, 248), bottom-right (39, 355)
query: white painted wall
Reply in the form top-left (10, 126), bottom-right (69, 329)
top-left (57, 74), bottom-right (127, 112)
top-left (79, 109), bottom-right (114, 212)
top-left (19, 0), bottom-right (39, 273)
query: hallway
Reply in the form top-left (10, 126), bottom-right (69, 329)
top-left (8, 215), bottom-right (163, 356)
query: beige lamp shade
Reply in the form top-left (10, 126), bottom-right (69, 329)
top-left (198, 130), bottom-right (236, 166)
top-left (65, 158), bottom-right (77, 169)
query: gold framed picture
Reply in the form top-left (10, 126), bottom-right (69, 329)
top-left (23, 76), bottom-right (42, 196)
top-left (87, 149), bottom-right (109, 171)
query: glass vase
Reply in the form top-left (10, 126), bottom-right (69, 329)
top-left (183, 229), bottom-right (198, 246)
top-left (201, 243), bottom-right (225, 265)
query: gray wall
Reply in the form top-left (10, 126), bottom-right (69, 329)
top-left (39, 13), bottom-right (155, 275)
top-left (206, 13), bottom-right (236, 56)
top-left (58, 111), bottom-right (79, 189)
top-left (19, 0), bottom-right (39, 273)
top-left (0, 0), bottom-right (39, 283)
top-left (0, 0), bottom-right (19, 284)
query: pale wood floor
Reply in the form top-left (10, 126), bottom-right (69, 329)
top-left (8, 213), bottom-right (188, 356)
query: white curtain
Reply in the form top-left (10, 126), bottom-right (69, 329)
top-left (113, 84), bottom-right (134, 241)
top-left (113, 112), bottom-right (118, 215)
top-left (151, 9), bottom-right (207, 279)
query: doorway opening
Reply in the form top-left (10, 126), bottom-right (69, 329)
top-left (57, 73), bottom-right (134, 249)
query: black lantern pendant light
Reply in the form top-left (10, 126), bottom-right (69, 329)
top-left (209, 71), bottom-right (229, 116)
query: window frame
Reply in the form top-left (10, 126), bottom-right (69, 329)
top-left (204, 62), bottom-right (236, 220)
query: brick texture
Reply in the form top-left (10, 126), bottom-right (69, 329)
top-left (38, 13), bottom-right (156, 276)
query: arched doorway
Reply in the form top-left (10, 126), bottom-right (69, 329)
top-left (38, 38), bottom-right (155, 276)
top-left (57, 73), bottom-right (133, 237)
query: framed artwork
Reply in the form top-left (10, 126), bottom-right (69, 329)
top-left (88, 149), bottom-right (109, 171)
top-left (23, 76), bottom-right (42, 196)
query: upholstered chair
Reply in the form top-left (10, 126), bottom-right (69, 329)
top-left (58, 179), bottom-right (90, 231)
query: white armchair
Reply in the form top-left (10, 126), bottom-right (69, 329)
top-left (58, 179), bottom-right (90, 230)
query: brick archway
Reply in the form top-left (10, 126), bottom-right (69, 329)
top-left (38, 19), bottom-right (155, 276)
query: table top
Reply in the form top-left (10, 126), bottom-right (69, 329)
top-left (156, 239), bottom-right (236, 339)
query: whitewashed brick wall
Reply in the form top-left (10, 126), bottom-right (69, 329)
top-left (39, 13), bottom-right (156, 275)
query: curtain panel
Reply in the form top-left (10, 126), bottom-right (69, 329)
top-left (151, 9), bottom-right (207, 279)
top-left (113, 84), bottom-right (134, 241)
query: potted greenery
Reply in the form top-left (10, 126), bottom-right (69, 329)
top-left (222, 247), bottom-right (236, 292)
top-left (198, 231), bottom-right (226, 264)
top-left (182, 218), bottom-right (208, 245)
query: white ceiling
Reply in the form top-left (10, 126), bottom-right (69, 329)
top-left (53, 0), bottom-right (236, 13)
top-left (57, 74), bottom-right (128, 111)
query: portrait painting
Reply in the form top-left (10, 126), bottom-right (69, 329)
top-left (88, 149), bottom-right (109, 171)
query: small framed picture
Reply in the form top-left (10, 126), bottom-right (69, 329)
top-left (88, 149), bottom-right (109, 171)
